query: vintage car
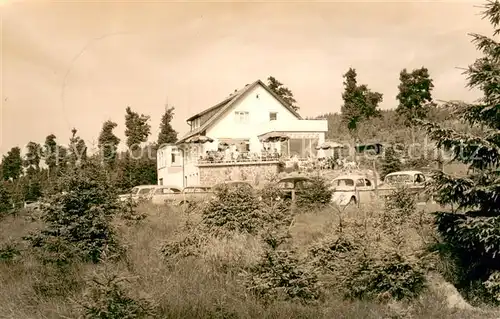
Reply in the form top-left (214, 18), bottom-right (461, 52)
top-left (118, 185), bottom-right (158, 203)
top-left (150, 185), bottom-right (183, 205)
top-left (172, 185), bottom-right (214, 207)
top-left (379, 170), bottom-right (431, 203)
top-left (383, 170), bottom-right (427, 186)
top-left (276, 175), bottom-right (313, 201)
top-left (330, 174), bottom-right (377, 207)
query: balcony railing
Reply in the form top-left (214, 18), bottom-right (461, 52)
top-left (196, 151), bottom-right (282, 164)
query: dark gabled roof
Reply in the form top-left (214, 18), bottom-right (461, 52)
top-left (177, 79), bottom-right (302, 144)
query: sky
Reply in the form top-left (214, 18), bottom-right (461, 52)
top-left (0, 0), bottom-right (493, 156)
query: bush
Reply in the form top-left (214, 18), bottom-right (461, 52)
top-left (296, 176), bottom-right (332, 210)
top-left (78, 273), bottom-right (156, 318)
top-left (202, 184), bottom-right (289, 237)
top-left (345, 253), bottom-right (426, 301)
top-left (25, 159), bottom-right (123, 264)
top-left (244, 248), bottom-right (321, 304)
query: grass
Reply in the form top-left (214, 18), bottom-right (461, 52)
top-left (0, 202), bottom-right (498, 319)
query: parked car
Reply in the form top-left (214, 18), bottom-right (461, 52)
top-left (118, 185), bottom-right (158, 203)
top-left (383, 170), bottom-right (427, 187)
top-left (276, 175), bottom-right (313, 201)
top-left (379, 170), bottom-right (431, 203)
top-left (330, 174), bottom-right (376, 207)
top-left (174, 186), bottom-right (214, 207)
top-left (212, 180), bottom-right (253, 191)
top-left (150, 185), bottom-right (183, 205)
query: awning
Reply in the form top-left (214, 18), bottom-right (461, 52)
top-left (185, 135), bottom-right (214, 144)
top-left (315, 141), bottom-right (345, 150)
top-left (218, 138), bottom-right (249, 146)
top-left (258, 132), bottom-right (290, 142)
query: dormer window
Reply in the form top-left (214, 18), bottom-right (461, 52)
top-left (192, 117), bottom-right (201, 130)
top-left (270, 112), bottom-right (277, 121)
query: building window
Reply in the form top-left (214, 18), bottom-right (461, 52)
top-left (191, 118), bottom-right (201, 131)
top-left (171, 148), bottom-right (181, 166)
top-left (235, 111), bottom-right (249, 124)
top-left (159, 178), bottom-right (163, 185)
top-left (270, 112), bottom-right (277, 121)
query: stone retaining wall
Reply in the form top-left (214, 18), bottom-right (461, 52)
top-left (198, 161), bottom-right (280, 187)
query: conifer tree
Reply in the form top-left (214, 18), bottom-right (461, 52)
top-left (418, 0), bottom-right (500, 296)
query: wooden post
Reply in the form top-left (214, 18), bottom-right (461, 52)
top-left (373, 160), bottom-right (379, 196)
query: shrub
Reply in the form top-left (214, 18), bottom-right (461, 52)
top-left (161, 230), bottom-right (208, 261)
top-left (25, 159), bottom-right (123, 264)
top-left (380, 146), bottom-right (402, 179)
top-left (345, 253), bottom-right (426, 301)
top-left (0, 181), bottom-right (12, 217)
top-left (484, 271), bottom-right (500, 303)
top-left (296, 176), bottom-right (332, 210)
top-left (0, 242), bottom-right (21, 262)
top-left (243, 248), bottom-right (321, 304)
top-left (201, 184), bottom-right (266, 237)
top-left (78, 274), bottom-right (156, 319)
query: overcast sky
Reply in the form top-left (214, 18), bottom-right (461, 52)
top-left (0, 0), bottom-right (492, 155)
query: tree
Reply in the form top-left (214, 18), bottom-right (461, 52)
top-left (98, 121), bottom-right (120, 168)
top-left (418, 1), bottom-right (500, 300)
top-left (43, 134), bottom-right (58, 174)
top-left (157, 106), bottom-right (178, 145)
top-left (26, 157), bottom-right (122, 263)
top-left (124, 106), bottom-right (151, 149)
top-left (341, 68), bottom-right (383, 133)
top-left (0, 181), bottom-right (11, 215)
top-left (68, 128), bottom-right (87, 166)
top-left (267, 76), bottom-right (299, 112)
top-left (396, 67), bottom-right (435, 123)
top-left (25, 141), bottom-right (42, 171)
top-left (380, 146), bottom-right (402, 178)
top-left (1, 147), bottom-right (23, 181)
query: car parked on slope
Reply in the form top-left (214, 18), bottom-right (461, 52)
top-left (379, 170), bottom-right (431, 203)
top-left (275, 175), bottom-right (313, 201)
top-left (330, 174), bottom-right (376, 207)
top-left (150, 185), bottom-right (183, 205)
top-left (118, 185), bottom-right (158, 203)
top-left (169, 185), bottom-right (214, 207)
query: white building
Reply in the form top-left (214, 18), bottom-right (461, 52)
top-left (157, 79), bottom-right (328, 188)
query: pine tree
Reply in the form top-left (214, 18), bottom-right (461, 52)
top-left (157, 106), bottom-right (178, 145)
top-left (1, 147), bottom-right (23, 181)
top-left (418, 0), bottom-right (500, 297)
top-left (341, 68), bottom-right (383, 133)
top-left (381, 146), bottom-right (402, 179)
top-left (68, 128), bottom-right (87, 166)
top-left (267, 76), bottom-right (299, 111)
top-left (98, 121), bottom-right (120, 168)
top-left (124, 106), bottom-right (151, 149)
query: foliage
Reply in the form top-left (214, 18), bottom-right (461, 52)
top-left (0, 242), bottom-right (21, 262)
top-left (267, 76), bottom-right (299, 111)
top-left (79, 274), bottom-right (155, 319)
top-left (396, 67), bottom-right (435, 124)
top-left (244, 237), bottom-right (321, 304)
top-left (341, 68), bottom-right (383, 133)
top-left (345, 253), bottom-right (426, 301)
top-left (125, 106), bottom-right (151, 148)
top-left (161, 230), bottom-right (209, 260)
top-left (98, 121), bottom-right (121, 168)
top-left (68, 128), bottom-right (88, 166)
top-left (1, 146), bottom-right (23, 181)
top-left (24, 141), bottom-right (43, 171)
top-left (295, 176), bottom-right (332, 210)
top-left (416, 1), bottom-right (500, 302)
top-left (0, 181), bottom-right (12, 215)
top-left (484, 271), bottom-right (500, 302)
top-left (201, 184), bottom-right (265, 237)
top-left (43, 134), bottom-right (58, 172)
top-left (157, 106), bottom-right (178, 145)
top-left (25, 158), bottom-right (123, 264)
top-left (380, 146), bottom-right (402, 179)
